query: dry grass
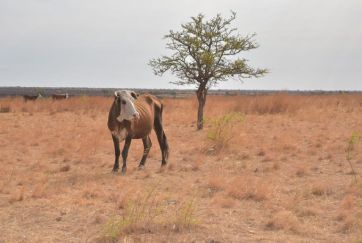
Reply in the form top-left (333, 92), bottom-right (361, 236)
top-left (212, 195), bottom-right (235, 208)
top-left (207, 175), bottom-right (226, 192)
top-left (266, 210), bottom-right (301, 233)
top-left (0, 93), bottom-right (362, 242)
top-left (227, 176), bottom-right (270, 201)
top-left (295, 163), bottom-right (308, 177)
top-left (311, 181), bottom-right (334, 196)
top-left (0, 105), bottom-right (11, 113)
top-left (31, 183), bottom-right (47, 199)
top-left (9, 187), bottom-right (24, 203)
top-left (336, 194), bottom-right (361, 233)
top-left (103, 187), bottom-right (198, 240)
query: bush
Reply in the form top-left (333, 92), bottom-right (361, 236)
top-left (206, 112), bottom-right (244, 152)
top-left (346, 131), bottom-right (361, 180)
top-left (0, 105), bottom-right (11, 113)
top-left (173, 199), bottom-right (199, 231)
top-left (104, 187), bottom-right (162, 238)
top-left (103, 187), bottom-right (199, 239)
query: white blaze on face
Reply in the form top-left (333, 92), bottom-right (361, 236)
top-left (114, 90), bottom-right (140, 122)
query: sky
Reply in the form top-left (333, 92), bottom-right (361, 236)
top-left (0, 0), bottom-right (361, 90)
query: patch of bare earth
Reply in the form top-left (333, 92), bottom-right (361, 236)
top-left (0, 94), bottom-right (361, 242)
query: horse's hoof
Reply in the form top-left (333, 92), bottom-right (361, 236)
top-left (158, 166), bottom-right (166, 173)
top-left (112, 169), bottom-right (118, 174)
top-left (121, 169), bottom-right (127, 176)
top-left (138, 165), bottom-right (145, 170)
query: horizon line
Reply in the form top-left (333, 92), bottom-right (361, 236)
top-left (1, 86), bottom-right (361, 92)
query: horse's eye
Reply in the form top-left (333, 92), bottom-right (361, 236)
top-left (121, 100), bottom-right (126, 105)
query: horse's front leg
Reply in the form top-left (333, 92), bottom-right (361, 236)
top-left (121, 136), bottom-right (132, 175)
top-left (112, 134), bottom-right (120, 172)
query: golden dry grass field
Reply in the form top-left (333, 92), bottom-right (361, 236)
top-left (0, 94), bottom-right (362, 242)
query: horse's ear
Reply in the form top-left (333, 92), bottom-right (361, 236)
top-left (130, 91), bottom-right (138, 99)
top-left (114, 92), bottom-right (120, 101)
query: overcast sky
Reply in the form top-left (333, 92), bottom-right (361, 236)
top-left (0, 0), bottom-right (361, 90)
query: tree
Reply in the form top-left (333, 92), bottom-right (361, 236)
top-left (149, 12), bottom-right (267, 130)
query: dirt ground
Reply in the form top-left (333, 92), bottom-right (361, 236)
top-left (0, 94), bottom-right (361, 242)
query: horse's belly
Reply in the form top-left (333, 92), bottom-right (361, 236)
top-left (131, 122), bottom-right (153, 139)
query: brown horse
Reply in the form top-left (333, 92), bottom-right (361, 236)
top-left (107, 90), bottom-right (169, 175)
top-left (23, 94), bottom-right (42, 102)
top-left (52, 93), bottom-right (69, 100)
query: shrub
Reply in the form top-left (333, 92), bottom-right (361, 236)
top-left (206, 112), bottom-right (244, 152)
top-left (103, 187), bottom-right (199, 239)
top-left (346, 131), bottom-right (360, 180)
top-left (173, 199), bottom-right (199, 231)
top-left (103, 187), bottom-right (163, 239)
top-left (0, 105), bottom-right (11, 113)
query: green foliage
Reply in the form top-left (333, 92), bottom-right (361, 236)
top-left (149, 11), bottom-right (267, 87)
top-left (346, 131), bottom-right (361, 180)
top-left (206, 112), bottom-right (244, 152)
top-left (347, 132), bottom-right (360, 161)
top-left (149, 11), bottom-right (266, 129)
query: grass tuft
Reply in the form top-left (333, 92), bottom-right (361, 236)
top-left (206, 112), bottom-right (243, 153)
top-left (227, 176), bottom-right (270, 201)
top-left (172, 199), bottom-right (199, 231)
top-left (265, 210), bottom-right (300, 232)
top-left (0, 105), bottom-right (11, 113)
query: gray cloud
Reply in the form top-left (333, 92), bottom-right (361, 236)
top-left (0, 0), bottom-right (361, 90)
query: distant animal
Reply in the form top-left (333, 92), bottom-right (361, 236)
top-left (52, 93), bottom-right (69, 100)
top-left (108, 90), bottom-right (169, 175)
top-left (23, 94), bottom-right (42, 102)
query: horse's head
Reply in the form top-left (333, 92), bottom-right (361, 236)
top-left (113, 90), bottom-right (140, 122)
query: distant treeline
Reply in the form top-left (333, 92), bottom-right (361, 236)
top-left (0, 87), bottom-right (360, 98)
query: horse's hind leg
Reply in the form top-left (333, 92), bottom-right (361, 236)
top-left (139, 136), bottom-right (152, 169)
top-left (154, 106), bottom-right (169, 166)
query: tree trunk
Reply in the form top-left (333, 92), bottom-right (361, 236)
top-left (196, 85), bottom-right (207, 130)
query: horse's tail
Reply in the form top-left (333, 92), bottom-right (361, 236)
top-left (154, 99), bottom-right (169, 164)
